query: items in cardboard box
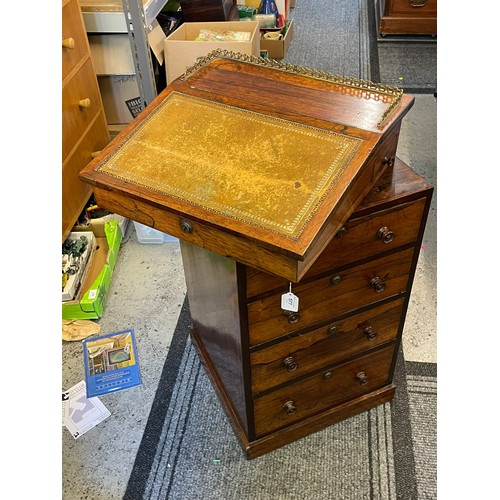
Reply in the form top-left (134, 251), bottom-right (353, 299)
top-left (157, 10), bottom-right (184, 36)
top-left (163, 21), bottom-right (260, 84)
top-left (74, 195), bottom-right (129, 238)
top-left (195, 29), bottom-right (251, 41)
top-left (252, 13), bottom-right (277, 28)
top-left (62, 232), bottom-right (96, 302)
top-left (62, 220), bottom-right (122, 320)
top-left (237, 4), bottom-right (257, 18)
top-left (258, 0), bottom-right (280, 23)
top-left (260, 18), bottom-right (294, 58)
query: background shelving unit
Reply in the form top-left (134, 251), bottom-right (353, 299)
top-left (81, 0), bottom-right (167, 115)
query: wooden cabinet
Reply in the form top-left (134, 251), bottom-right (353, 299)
top-left (180, 157), bottom-right (432, 457)
top-left (378, 0), bottom-right (437, 36)
top-left (62, 0), bottom-right (109, 242)
top-left (79, 52), bottom-right (432, 458)
top-left (179, 0), bottom-right (239, 22)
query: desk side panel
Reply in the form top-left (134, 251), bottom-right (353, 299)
top-left (180, 241), bottom-right (250, 435)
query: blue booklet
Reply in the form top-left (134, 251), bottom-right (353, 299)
top-left (82, 329), bottom-right (141, 398)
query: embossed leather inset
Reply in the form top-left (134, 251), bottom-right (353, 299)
top-left (98, 92), bottom-right (362, 239)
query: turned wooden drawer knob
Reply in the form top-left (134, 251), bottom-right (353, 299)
top-left (284, 311), bottom-right (300, 324)
top-left (283, 400), bottom-right (297, 415)
top-left (180, 220), bottom-right (193, 233)
top-left (78, 98), bottom-right (91, 109)
top-left (283, 356), bottom-right (298, 372)
top-left (368, 276), bottom-right (386, 293)
top-left (364, 326), bottom-right (378, 340)
top-left (330, 274), bottom-right (342, 286)
top-left (327, 324), bottom-right (338, 335)
top-left (355, 371), bottom-right (368, 385)
top-left (335, 226), bottom-right (348, 238)
top-left (382, 156), bottom-right (395, 168)
top-left (62, 37), bottom-right (75, 49)
top-left (377, 226), bottom-right (395, 244)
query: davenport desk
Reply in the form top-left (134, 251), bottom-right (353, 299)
top-left (80, 51), bottom-right (433, 459)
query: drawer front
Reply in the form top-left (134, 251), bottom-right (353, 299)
top-left (386, 0), bottom-right (437, 16)
top-left (250, 297), bottom-right (404, 394)
top-left (62, 112), bottom-right (110, 240)
top-left (310, 197), bottom-right (426, 277)
top-left (248, 247), bottom-right (414, 346)
top-left (62, 0), bottom-right (90, 81)
top-left (247, 197), bottom-right (425, 298)
top-left (253, 343), bottom-right (395, 437)
top-left (62, 57), bottom-right (102, 159)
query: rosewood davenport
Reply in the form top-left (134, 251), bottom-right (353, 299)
top-left (80, 51), bottom-right (433, 459)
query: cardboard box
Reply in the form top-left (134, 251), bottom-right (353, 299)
top-left (98, 75), bottom-right (142, 124)
top-left (62, 221), bottom-right (122, 320)
top-left (73, 213), bottom-right (129, 238)
top-left (260, 19), bottom-right (294, 59)
top-left (89, 34), bottom-right (141, 125)
top-left (164, 21), bottom-right (260, 84)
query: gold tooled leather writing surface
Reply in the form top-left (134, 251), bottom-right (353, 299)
top-left (98, 92), bottom-right (362, 239)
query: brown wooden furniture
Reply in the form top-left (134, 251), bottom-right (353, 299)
top-left (80, 51), bottom-right (432, 458)
top-left (180, 0), bottom-right (239, 22)
top-left (378, 0), bottom-right (437, 36)
top-left (62, 0), bottom-right (110, 242)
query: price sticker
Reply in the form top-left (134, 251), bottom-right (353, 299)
top-left (281, 283), bottom-right (299, 312)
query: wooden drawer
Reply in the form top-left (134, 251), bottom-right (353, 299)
top-left (250, 297), bottom-right (404, 394)
top-left (247, 247), bottom-right (414, 346)
top-left (62, 0), bottom-right (90, 81)
top-left (62, 112), bottom-right (110, 239)
top-left (253, 343), bottom-right (395, 436)
top-left (62, 57), bottom-right (102, 159)
top-left (246, 197), bottom-right (426, 298)
top-left (310, 197), bottom-right (426, 276)
top-left (385, 0), bottom-right (437, 17)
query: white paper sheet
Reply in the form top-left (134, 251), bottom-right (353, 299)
top-left (62, 381), bottom-right (111, 439)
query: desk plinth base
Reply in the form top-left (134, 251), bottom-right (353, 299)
top-left (190, 324), bottom-right (396, 460)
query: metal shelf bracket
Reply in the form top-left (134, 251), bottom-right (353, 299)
top-left (121, 0), bottom-right (158, 110)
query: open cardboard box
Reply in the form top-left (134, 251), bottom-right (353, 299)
top-left (260, 18), bottom-right (294, 59)
top-left (73, 213), bottom-right (129, 238)
top-left (62, 220), bottom-right (122, 320)
top-left (164, 21), bottom-right (260, 84)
